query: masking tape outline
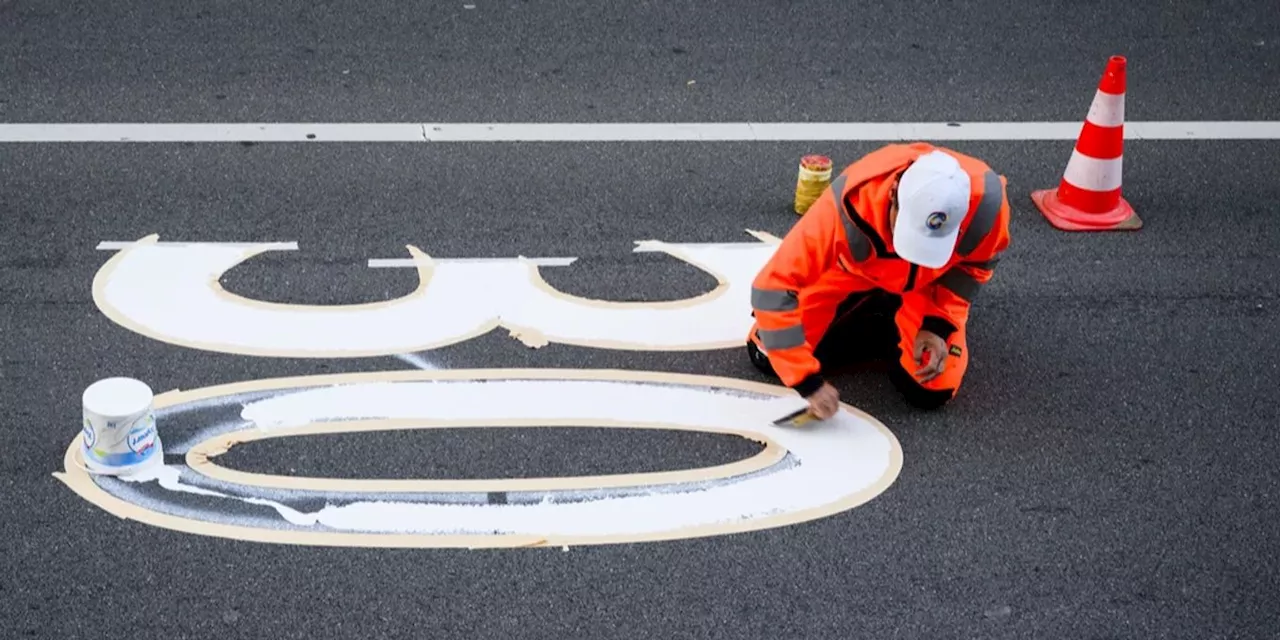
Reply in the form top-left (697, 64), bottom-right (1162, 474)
top-left (56, 368), bottom-right (903, 549)
top-left (92, 232), bottom-right (781, 357)
top-left (185, 417), bottom-right (788, 494)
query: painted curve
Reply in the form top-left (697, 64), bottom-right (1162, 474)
top-left (90, 232), bottom-right (781, 358)
top-left (55, 369), bottom-right (903, 548)
top-left (507, 240), bottom-right (777, 350)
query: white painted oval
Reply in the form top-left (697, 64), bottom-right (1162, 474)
top-left (57, 369), bottom-right (902, 548)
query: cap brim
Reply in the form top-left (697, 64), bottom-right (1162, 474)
top-left (893, 226), bottom-right (959, 269)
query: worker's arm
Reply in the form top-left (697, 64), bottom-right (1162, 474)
top-left (912, 205), bottom-right (1011, 341)
top-left (751, 188), bottom-right (854, 397)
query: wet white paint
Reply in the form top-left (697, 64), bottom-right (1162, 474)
top-left (121, 465), bottom-right (317, 524)
top-left (393, 353), bottom-right (439, 370)
top-left (135, 376), bottom-right (897, 538)
top-left (94, 235), bottom-right (778, 355)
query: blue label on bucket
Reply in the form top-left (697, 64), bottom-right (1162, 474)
top-left (84, 414), bottom-right (158, 468)
top-left (128, 416), bottom-right (157, 456)
top-left (82, 418), bottom-right (96, 449)
top-left (87, 449), bottom-right (156, 467)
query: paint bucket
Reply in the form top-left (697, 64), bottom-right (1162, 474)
top-left (793, 154), bottom-right (833, 215)
top-left (81, 377), bottom-right (163, 476)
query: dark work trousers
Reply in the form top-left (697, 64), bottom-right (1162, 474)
top-left (747, 289), bottom-right (955, 410)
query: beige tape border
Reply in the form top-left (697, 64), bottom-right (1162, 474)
top-left (91, 232), bottom-right (781, 358)
top-left (53, 368), bottom-right (903, 549)
top-left (186, 417), bottom-right (788, 493)
top-left (510, 229), bottom-right (782, 351)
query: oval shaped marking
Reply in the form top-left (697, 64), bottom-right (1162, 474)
top-left (55, 369), bottom-right (902, 548)
top-left (188, 418), bottom-right (788, 493)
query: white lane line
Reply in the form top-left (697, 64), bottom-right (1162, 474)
top-left (4, 121), bottom-right (1280, 142)
top-left (367, 257), bottom-right (578, 268)
top-left (11, 123), bottom-right (426, 142)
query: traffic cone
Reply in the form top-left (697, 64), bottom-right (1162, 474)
top-left (1031, 55), bottom-right (1142, 231)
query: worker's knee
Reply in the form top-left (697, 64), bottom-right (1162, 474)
top-left (902, 385), bottom-right (956, 411)
top-left (888, 364), bottom-right (957, 411)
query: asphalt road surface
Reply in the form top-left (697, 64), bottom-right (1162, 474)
top-left (4, 1), bottom-right (1280, 639)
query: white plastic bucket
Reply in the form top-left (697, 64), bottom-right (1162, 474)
top-left (81, 377), bottom-right (163, 475)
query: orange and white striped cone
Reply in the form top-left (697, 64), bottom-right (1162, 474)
top-left (1032, 55), bottom-right (1142, 231)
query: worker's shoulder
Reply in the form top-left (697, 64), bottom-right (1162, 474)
top-left (935, 148), bottom-right (1011, 214)
top-left (943, 149), bottom-right (1012, 246)
top-left (840, 142), bottom-right (1002, 182)
top-left (832, 143), bottom-right (926, 193)
top-left (931, 145), bottom-right (999, 174)
top-left (839, 142), bottom-right (932, 172)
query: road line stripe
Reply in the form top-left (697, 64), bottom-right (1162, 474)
top-left (10, 124), bottom-right (425, 142)
top-left (6, 121), bottom-right (1280, 142)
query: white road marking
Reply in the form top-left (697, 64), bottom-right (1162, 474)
top-left (368, 257), bottom-right (578, 268)
top-left (4, 121), bottom-right (1280, 142)
top-left (97, 240), bottom-right (298, 251)
top-left (92, 234), bottom-right (778, 355)
top-left (69, 372), bottom-right (900, 546)
top-left (98, 242), bottom-right (574, 268)
top-left (232, 378), bottom-right (892, 537)
top-left (13, 123), bottom-right (426, 142)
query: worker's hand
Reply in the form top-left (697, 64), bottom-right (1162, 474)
top-left (913, 330), bottom-right (948, 383)
top-left (806, 381), bottom-right (841, 419)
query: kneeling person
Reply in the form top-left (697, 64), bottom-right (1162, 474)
top-left (746, 143), bottom-right (1011, 415)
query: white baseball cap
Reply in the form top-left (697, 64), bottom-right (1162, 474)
top-left (892, 150), bottom-right (972, 269)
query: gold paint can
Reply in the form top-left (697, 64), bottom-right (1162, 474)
top-left (793, 155), bottom-right (833, 215)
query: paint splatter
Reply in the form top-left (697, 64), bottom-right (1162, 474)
top-left (394, 353), bottom-right (438, 370)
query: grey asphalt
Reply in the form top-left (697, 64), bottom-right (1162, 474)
top-left (3, 0), bottom-right (1279, 123)
top-left (4, 1), bottom-right (1280, 639)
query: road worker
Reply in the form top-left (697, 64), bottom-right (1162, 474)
top-left (747, 142), bottom-right (1011, 414)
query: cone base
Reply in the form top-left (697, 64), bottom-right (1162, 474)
top-left (1031, 188), bottom-right (1142, 232)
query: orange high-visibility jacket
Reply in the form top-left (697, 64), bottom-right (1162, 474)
top-left (750, 142), bottom-right (1012, 394)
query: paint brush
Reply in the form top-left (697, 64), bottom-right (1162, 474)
top-left (772, 406), bottom-right (822, 428)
